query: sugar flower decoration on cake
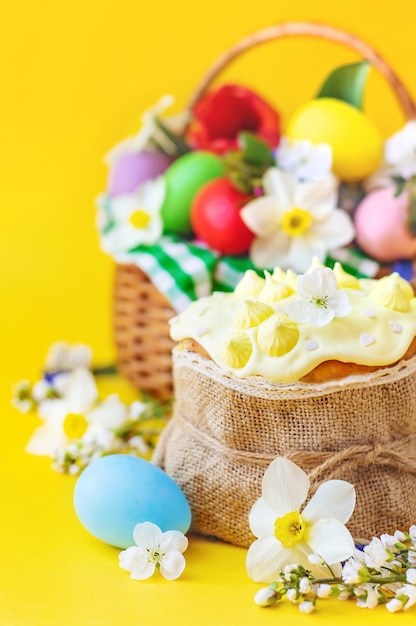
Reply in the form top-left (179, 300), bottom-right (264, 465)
top-left (97, 176), bottom-right (166, 255)
top-left (240, 169), bottom-right (354, 273)
top-left (119, 521), bottom-right (188, 580)
top-left (283, 266), bottom-right (352, 327)
top-left (275, 138), bottom-right (333, 182)
top-left (246, 456), bottom-right (356, 583)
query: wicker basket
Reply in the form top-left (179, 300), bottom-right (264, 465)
top-left (113, 21), bottom-right (416, 399)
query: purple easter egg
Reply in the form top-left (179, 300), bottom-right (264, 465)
top-left (108, 150), bottom-right (172, 196)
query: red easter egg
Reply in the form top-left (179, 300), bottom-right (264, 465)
top-left (191, 178), bottom-right (254, 255)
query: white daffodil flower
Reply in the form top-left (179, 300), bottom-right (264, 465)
top-left (26, 368), bottom-right (128, 457)
top-left (97, 176), bottom-right (166, 255)
top-left (384, 121), bottom-right (416, 180)
top-left (282, 267), bottom-right (351, 327)
top-left (276, 138), bottom-right (333, 182)
top-left (119, 521), bottom-right (188, 581)
top-left (246, 457), bottom-right (356, 583)
top-left (240, 169), bottom-right (354, 273)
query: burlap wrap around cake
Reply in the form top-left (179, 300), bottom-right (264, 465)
top-left (153, 349), bottom-right (416, 547)
top-left (153, 265), bottom-right (416, 547)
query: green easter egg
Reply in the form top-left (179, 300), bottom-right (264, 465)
top-left (161, 151), bottom-right (225, 235)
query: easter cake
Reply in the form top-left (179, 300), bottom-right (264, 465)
top-left (153, 262), bottom-right (416, 547)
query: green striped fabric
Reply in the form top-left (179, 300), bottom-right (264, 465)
top-left (113, 235), bottom-right (380, 313)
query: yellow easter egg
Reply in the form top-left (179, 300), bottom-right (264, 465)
top-left (286, 98), bottom-right (383, 182)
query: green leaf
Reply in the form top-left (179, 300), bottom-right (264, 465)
top-left (316, 61), bottom-right (370, 110)
top-left (238, 131), bottom-right (275, 167)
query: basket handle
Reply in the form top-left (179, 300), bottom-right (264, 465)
top-left (186, 21), bottom-right (416, 120)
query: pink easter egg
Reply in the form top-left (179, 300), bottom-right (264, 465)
top-left (354, 187), bottom-right (416, 262)
top-left (108, 150), bottom-right (172, 196)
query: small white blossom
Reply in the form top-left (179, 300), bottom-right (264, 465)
top-left (354, 583), bottom-right (380, 609)
top-left (276, 138), bottom-right (333, 182)
top-left (254, 587), bottom-right (279, 607)
top-left (119, 521), bottom-right (188, 581)
top-left (286, 588), bottom-right (298, 602)
top-left (299, 600), bottom-right (315, 614)
top-left (342, 552), bottom-right (367, 585)
top-left (406, 568), bottom-right (416, 584)
top-left (299, 577), bottom-right (312, 594)
top-left (399, 584), bottom-right (416, 608)
top-left (283, 267), bottom-right (351, 327)
top-left (364, 537), bottom-right (391, 569)
top-left (317, 584), bottom-right (332, 598)
top-left (386, 597), bottom-right (404, 613)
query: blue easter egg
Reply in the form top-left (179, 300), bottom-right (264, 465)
top-left (73, 454), bottom-right (191, 548)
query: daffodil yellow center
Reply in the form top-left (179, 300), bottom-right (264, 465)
top-left (129, 209), bottom-right (151, 229)
top-left (63, 412), bottom-right (88, 439)
top-left (281, 207), bottom-right (312, 237)
top-left (274, 511), bottom-right (305, 547)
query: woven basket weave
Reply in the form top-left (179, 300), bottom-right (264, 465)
top-left (113, 21), bottom-right (416, 398)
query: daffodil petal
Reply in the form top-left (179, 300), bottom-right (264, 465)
top-left (294, 176), bottom-right (338, 219)
top-left (303, 480), bottom-right (356, 524)
top-left (65, 368), bottom-right (98, 413)
top-left (240, 197), bottom-right (281, 237)
top-left (248, 497), bottom-right (278, 538)
top-left (133, 521), bottom-right (162, 548)
top-left (262, 168), bottom-right (296, 209)
top-left (283, 234), bottom-right (327, 274)
top-left (246, 536), bottom-right (316, 583)
top-left (25, 423), bottom-right (66, 457)
top-left (307, 518), bottom-right (355, 564)
top-left (312, 209), bottom-right (355, 249)
top-left (248, 231), bottom-right (291, 269)
top-left (246, 536), bottom-right (284, 583)
top-left (87, 395), bottom-right (128, 430)
top-left (160, 530), bottom-right (188, 554)
top-left (262, 457), bottom-right (310, 516)
top-left (160, 551), bottom-right (186, 580)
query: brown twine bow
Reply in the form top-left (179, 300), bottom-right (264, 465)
top-left (171, 413), bottom-right (416, 484)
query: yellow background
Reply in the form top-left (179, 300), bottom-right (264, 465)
top-left (1, 1), bottom-right (416, 624)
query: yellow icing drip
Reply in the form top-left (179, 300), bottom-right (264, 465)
top-left (220, 331), bottom-right (253, 368)
top-left (234, 300), bottom-right (274, 329)
top-left (257, 313), bottom-right (300, 356)
top-left (369, 273), bottom-right (413, 312)
top-left (333, 262), bottom-right (361, 289)
top-left (258, 272), bottom-right (294, 304)
top-left (234, 270), bottom-right (265, 298)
